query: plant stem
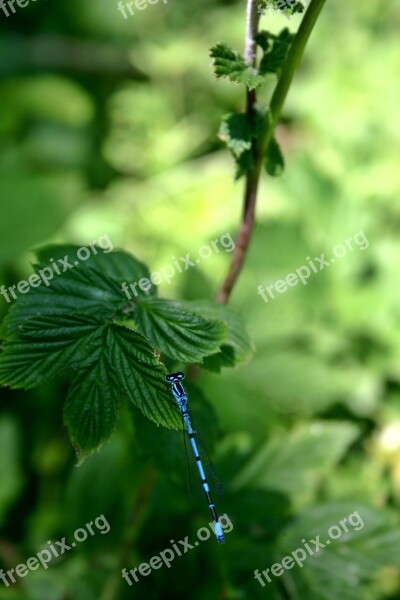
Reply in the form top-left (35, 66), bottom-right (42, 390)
top-left (244, 0), bottom-right (261, 65)
top-left (215, 0), bottom-right (326, 305)
top-left (245, 0), bottom-right (260, 118)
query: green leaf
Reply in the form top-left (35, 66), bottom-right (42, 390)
top-left (0, 314), bottom-right (105, 388)
top-left (219, 111), bottom-right (269, 179)
top-left (134, 297), bottom-right (227, 363)
top-left (104, 324), bottom-right (181, 430)
top-left (278, 503), bottom-right (400, 600)
top-left (0, 264), bottom-right (127, 338)
top-left (35, 244), bottom-right (156, 296)
top-left (64, 356), bottom-right (120, 460)
top-left (289, 0), bottom-right (305, 14)
top-left (258, 0), bottom-right (305, 17)
top-left (184, 300), bottom-right (254, 371)
top-left (1, 246), bottom-right (156, 338)
top-left (237, 150), bottom-right (257, 180)
top-left (265, 135), bottom-right (285, 176)
top-left (254, 30), bottom-right (276, 53)
top-left (231, 422), bottom-right (360, 504)
top-left (0, 246), bottom-right (231, 456)
top-left (0, 312), bottom-right (180, 457)
top-left (219, 113), bottom-right (254, 158)
top-left (256, 28), bottom-right (295, 76)
top-left (210, 43), bottom-right (265, 90)
top-left (219, 113), bottom-right (255, 179)
top-left (201, 345), bottom-right (237, 372)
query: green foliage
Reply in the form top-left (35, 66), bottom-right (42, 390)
top-left (1, 1), bottom-right (400, 599)
top-left (256, 29), bottom-right (295, 75)
top-left (257, 0), bottom-right (305, 17)
top-left (278, 503), bottom-right (400, 599)
top-left (211, 27), bottom-right (292, 179)
top-left (232, 421), bottom-right (360, 505)
top-left (63, 347), bottom-right (121, 457)
top-left (134, 297), bottom-right (227, 363)
top-left (0, 314), bottom-right (108, 388)
top-left (0, 265), bottom-right (126, 335)
top-left (218, 111), bottom-right (258, 179)
top-left (35, 245), bottom-right (155, 294)
top-left (218, 108), bottom-right (285, 179)
top-left (265, 135), bottom-right (285, 176)
top-left (184, 300), bottom-right (254, 371)
top-left (209, 43), bottom-right (265, 90)
top-left (0, 246), bottom-right (252, 459)
top-left (219, 113), bottom-right (255, 159)
top-left (210, 29), bottom-right (294, 92)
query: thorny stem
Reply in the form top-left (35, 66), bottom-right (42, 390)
top-left (215, 0), bottom-right (326, 305)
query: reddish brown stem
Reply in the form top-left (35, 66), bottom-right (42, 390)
top-left (215, 0), bottom-right (260, 305)
top-left (215, 0), bottom-right (326, 305)
top-left (215, 170), bottom-right (260, 304)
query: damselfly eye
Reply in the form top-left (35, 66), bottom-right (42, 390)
top-left (165, 372), bottom-right (185, 382)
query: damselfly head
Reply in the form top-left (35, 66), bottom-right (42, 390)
top-left (165, 372), bottom-right (185, 383)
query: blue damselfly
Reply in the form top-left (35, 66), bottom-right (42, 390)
top-left (166, 372), bottom-right (225, 544)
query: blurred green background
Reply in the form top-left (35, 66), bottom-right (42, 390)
top-left (1, 0), bottom-right (400, 598)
